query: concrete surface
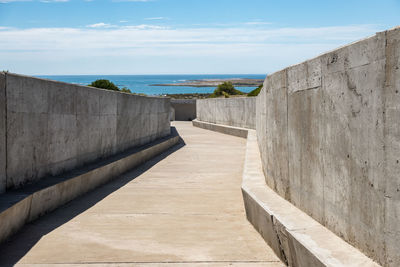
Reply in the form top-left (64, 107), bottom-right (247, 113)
top-left (3, 73), bottom-right (170, 191)
top-left (0, 122), bottom-right (283, 267)
top-left (197, 97), bottom-right (256, 129)
top-left (0, 132), bottom-right (179, 244)
top-left (0, 73), bottom-right (6, 193)
top-left (171, 99), bottom-right (196, 121)
top-left (254, 27), bottom-right (400, 266)
top-left (192, 119), bottom-right (248, 138)
top-left (242, 130), bottom-right (380, 267)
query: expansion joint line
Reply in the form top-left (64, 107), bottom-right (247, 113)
top-left (271, 215), bottom-right (289, 266)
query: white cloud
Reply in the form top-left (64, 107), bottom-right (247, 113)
top-left (86, 22), bottom-right (114, 28)
top-left (0, 24), bottom-right (382, 74)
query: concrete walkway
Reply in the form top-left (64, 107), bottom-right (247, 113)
top-left (0, 121), bottom-right (282, 266)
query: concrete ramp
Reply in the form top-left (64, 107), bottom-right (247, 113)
top-left (0, 122), bottom-right (282, 266)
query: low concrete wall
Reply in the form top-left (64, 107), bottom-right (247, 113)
top-left (2, 73), bottom-right (171, 192)
top-left (0, 132), bottom-right (180, 244)
top-left (171, 99), bottom-right (196, 121)
top-left (192, 119), bottom-right (248, 138)
top-left (242, 130), bottom-right (379, 267)
top-left (196, 97), bottom-right (256, 129)
top-left (257, 27), bottom-right (400, 266)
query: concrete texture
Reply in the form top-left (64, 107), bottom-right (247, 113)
top-left (197, 97), bottom-right (256, 129)
top-left (0, 122), bottom-right (283, 267)
top-left (0, 73), bottom-right (6, 193)
top-left (192, 119), bottom-right (248, 138)
top-left (171, 99), bottom-right (196, 121)
top-left (242, 130), bottom-right (380, 267)
top-left (255, 27), bottom-right (400, 266)
top-left (0, 132), bottom-right (179, 244)
top-left (3, 73), bottom-right (170, 190)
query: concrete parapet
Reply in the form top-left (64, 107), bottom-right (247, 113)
top-left (2, 73), bottom-right (170, 191)
top-left (0, 131), bottom-right (180, 244)
top-left (242, 130), bottom-right (380, 267)
top-left (196, 97), bottom-right (256, 129)
top-left (192, 119), bottom-right (248, 138)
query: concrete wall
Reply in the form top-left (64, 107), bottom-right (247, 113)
top-left (2, 73), bottom-right (170, 191)
top-left (256, 27), bottom-right (400, 266)
top-left (0, 73), bottom-right (6, 193)
top-left (196, 97), bottom-right (256, 129)
top-left (171, 99), bottom-right (196, 121)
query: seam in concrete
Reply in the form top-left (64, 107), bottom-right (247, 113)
top-left (271, 215), bottom-right (289, 265)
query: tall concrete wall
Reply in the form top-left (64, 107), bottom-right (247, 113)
top-left (196, 97), bottom-right (256, 129)
top-left (3, 73), bottom-right (170, 191)
top-left (0, 73), bottom-right (6, 193)
top-left (256, 27), bottom-right (400, 266)
top-left (171, 99), bottom-right (196, 121)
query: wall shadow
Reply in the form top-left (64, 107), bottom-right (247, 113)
top-left (0, 132), bottom-right (186, 266)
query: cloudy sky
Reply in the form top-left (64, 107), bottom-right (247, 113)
top-left (0, 0), bottom-right (399, 75)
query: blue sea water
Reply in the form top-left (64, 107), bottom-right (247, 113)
top-left (36, 74), bottom-right (266, 95)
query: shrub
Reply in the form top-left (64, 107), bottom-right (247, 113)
top-left (208, 82), bottom-right (244, 98)
top-left (89, 79), bottom-right (120, 91)
top-left (247, 84), bottom-right (263, 97)
top-left (120, 87), bottom-right (132, 93)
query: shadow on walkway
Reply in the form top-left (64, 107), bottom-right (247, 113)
top-left (0, 135), bottom-right (186, 267)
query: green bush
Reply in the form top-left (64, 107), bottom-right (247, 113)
top-left (120, 87), bottom-right (132, 93)
top-left (89, 79), bottom-right (120, 91)
top-left (209, 82), bottom-right (244, 98)
top-left (247, 84), bottom-right (263, 97)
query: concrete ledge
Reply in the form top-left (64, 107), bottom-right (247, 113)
top-left (0, 129), bottom-right (180, 244)
top-left (242, 130), bottom-right (380, 267)
top-left (192, 119), bottom-right (248, 138)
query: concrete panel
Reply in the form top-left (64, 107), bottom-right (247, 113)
top-left (384, 26), bottom-right (400, 267)
top-left (0, 73), bottom-right (5, 193)
top-left (262, 70), bottom-right (289, 198)
top-left (0, 194), bottom-right (32, 243)
top-left (196, 97), bottom-right (256, 129)
top-left (171, 99), bottom-right (196, 121)
top-left (288, 86), bottom-right (324, 222)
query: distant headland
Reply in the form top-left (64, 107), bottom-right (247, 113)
top-left (150, 78), bottom-right (264, 87)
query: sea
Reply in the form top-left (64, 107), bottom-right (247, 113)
top-left (37, 74), bottom-right (266, 96)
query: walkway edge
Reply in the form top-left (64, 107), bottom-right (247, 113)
top-left (242, 130), bottom-right (380, 267)
top-left (192, 119), bottom-right (248, 138)
top-left (0, 131), bottom-right (180, 244)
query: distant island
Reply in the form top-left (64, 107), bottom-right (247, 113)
top-left (151, 78), bottom-right (264, 87)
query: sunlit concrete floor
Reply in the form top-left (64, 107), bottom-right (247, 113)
top-left (0, 121), bottom-right (283, 266)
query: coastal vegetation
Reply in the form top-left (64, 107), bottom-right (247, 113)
top-left (89, 79), bottom-right (132, 93)
top-left (209, 82), bottom-right (244, 98)
top-left (247, 84), bottom-right (263, 97)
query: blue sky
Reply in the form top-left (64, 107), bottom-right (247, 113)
top-left (0, 0), bottom-right (399, 75)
